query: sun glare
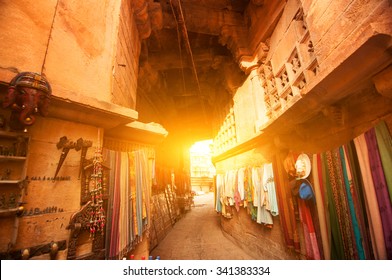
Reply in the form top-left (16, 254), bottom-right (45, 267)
top-left (190, 139), bottom-right (213, 155)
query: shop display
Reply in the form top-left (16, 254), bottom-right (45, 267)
top-left (0, 131), bottom-right (29, 214)
top-left (0, 130), bottom-right (30, 256)
top-left (66, 142), bottom-right (109, 260)
top-left (215, 163), bottom-right (279, 228)
top-left (88, 147), bottom-right (106, 238)
top-left (104, 147), bottom-right (153, 260)
top-left (275, 120), bottom-right (392, 260)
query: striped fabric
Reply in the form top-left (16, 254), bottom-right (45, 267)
top-left (104, 148), bottom-right (151, 259)
top-left (365, 128), bottom-right (392, 259)
top-left (354, 134), bottom-right (387, 259)
top-left (274, 121), bottom-right (392, 259)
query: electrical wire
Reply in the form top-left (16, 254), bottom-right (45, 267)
top-left (41, 0), bottom-right (60, 74)
top-left (169, 1), bottom-right (187, 95)
top-left (169, 0), bottom-right (208, 125)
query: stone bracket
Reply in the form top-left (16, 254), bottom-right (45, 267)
top-left (373, 65), bottom-right (392, 99)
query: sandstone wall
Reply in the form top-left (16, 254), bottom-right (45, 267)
top-left (214, 0), bottom-right (392, 259)
top-left (221, 208), bottom-right (299, 260)
top-left (0, 114), bottom-right (100, 258)
top-left (0, 0), bottom-right (140, 111)
top-left (0, 1), bottom-right (56, 81)
top-left (0, 0), bottom-right (144, 259)
top-left (111, 0), bottom-right (141, 109)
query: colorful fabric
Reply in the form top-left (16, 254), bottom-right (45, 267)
top-left (251, 166), bottom-right (272, 225)
top-left (103, 148), bottom-right (151, 259)
top-left (345, 142), bottom-right (374, 259)
top-left (215, 163), bottom-right (280, 228)
top-left (109, 151), bottom-right (121, 258)
top-left (245, 167), bottom-right (253, 203)
top-left (104, 149), bottom-right (116, 259)
top-left (234, 169), bottom-right (241, 212)
top-left (298, 199), bottom-right (321, 259)
top-left (118, 152), bottom-right (129, 256)
top-left (272, 122), bottom-right (392, 260)
top-left (326, 149), bottom-right (357, 259)
top-left (322, 152), bottom-right (345, 259)
top-left (312, 154), bottom-right (330, 259)
top-left (215, 174), bottom-right (223, 213)
top-left (252, 167), bottom-right (262, 208)
top-left (374, 121), bottom-right (392, 206)
top-left (135, 150), bottom-right (147, 237)
top-left (273, 152), bottom-right (301, 251)
top-left (365, 128), bottom-right (392, 259)
top-left (354, 134), bottom-right (387, 259)
top-left (339, 146), bottom-right (365, 259)
top-left (237, 168), bottom-right (245, 200)
top-left (263, 163), bottom-right (279, 216)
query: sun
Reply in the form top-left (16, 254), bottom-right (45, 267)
top-left (190, 139), bottom-right (213, 155)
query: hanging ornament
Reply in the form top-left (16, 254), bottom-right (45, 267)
top-left (88, 147), bottom-right (105, 239)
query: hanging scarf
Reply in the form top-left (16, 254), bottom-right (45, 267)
top-left (321, 152), bottom-right (345, 259)
top-left (135, 150), bottom-right (143, 237)
top-left (346, 141), bottom-right (374, 259)
top-left (298, 199), bottom-right (321, 259)
top-left (105, 148), bottom-right (153, 259)
top-left (104, 149), bottom-right (116, 259)
top-left (252, 167), bottom-right (262, 208)
top-left (233, 169), bottom-right (241, 211)
top-left (109, 151), bottom-right (121, 259)
top-left (325, 150), bottom-right (357, 259)
top-left (354, 134), bottom-right (387, 259)
top-left (264, 163), bottom-right (279, 216)
top-left (273, 153), bottom-right (301, 251)
top-left (312, 154), bottom-right (330, 259)
top-left (237, 167), bottom-right (245, 200)
top-left (339, 146), bottom-right (365, 259)
top-left (135, 150), bottom-right (150, 237)
top-left (215, 174), bottom-right (223, 213)
top-left (244, 167), bottom-right (252, 203)
top-left (374, 121), bottom-right (392, 205)
top-left (364, 128), bottom-right (392, 259)
top-left (128, 151), bottom-right (136, 242)
top-left (254, 166), bottom-right (273, 225)
top-left (118, 152), bottom-right (129, 256)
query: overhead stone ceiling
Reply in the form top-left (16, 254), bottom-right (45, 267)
top-left (136, 0), bottom-right (252, 144)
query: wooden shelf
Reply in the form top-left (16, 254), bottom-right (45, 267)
top-left (0, 155), bottom-right (27, 161)
top-left (0, 131), bottom-right (29, 186)
top-left (0, 180), bottom-right (24, 185)
top-left (0, 207), bottom-right (19, 218)
top-left (0, 130), bottom-right (29, 138)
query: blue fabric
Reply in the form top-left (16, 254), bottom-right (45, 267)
top-left (298, 180), bottom-right (314, 200)
top-left (339, 147), bottom-right (365, 259)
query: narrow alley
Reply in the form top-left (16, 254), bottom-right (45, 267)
top-left (150, 192), bottom-right (254, 260)
top-left (1, 0), bottom-right (392, 265)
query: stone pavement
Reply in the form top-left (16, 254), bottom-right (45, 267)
top-left (150, 192), bottom-right (255, 260)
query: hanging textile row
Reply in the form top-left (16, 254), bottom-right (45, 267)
top-left (103, 148), bottom-right (153, 260)
top-left (215, 163), bottom-right (279, 228)
top-left (274, 120), bottom-right (392, 260)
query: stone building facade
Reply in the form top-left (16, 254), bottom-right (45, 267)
top-left (0, 0), bottom-right (169, 260)
top-left (211, 0), bottom-right (392, 260)
top-left (0, 0), bottom-right (391, 260)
